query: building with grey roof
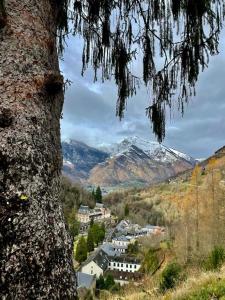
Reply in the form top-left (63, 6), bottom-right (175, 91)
top-left (77, 272), bottom-right (96, 300)
top-left (100, 243), bottom-right (122, 257)
top-left (108, 256), bottom-right (141, 273)
top-left (81, 249), bottom-right (109, 278)
top-left (77, 272), bottom-right (96, 290)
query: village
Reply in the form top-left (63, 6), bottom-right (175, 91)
top-left (75, 202), bottom-right (166, 299)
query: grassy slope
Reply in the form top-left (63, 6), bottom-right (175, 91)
top-left (103, 266), bottom-right (225, 300)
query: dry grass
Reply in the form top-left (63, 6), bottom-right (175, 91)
top-left (104, 265), bottom-right (225, 300)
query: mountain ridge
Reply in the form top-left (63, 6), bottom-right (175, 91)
top-left (62, 137), bottom-right (196, 190)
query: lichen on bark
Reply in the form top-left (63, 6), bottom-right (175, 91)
top-left (0, 0), bottom-right (77, 298)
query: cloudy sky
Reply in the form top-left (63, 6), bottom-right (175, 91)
top-left (60, 34), bottom-right (225, 159)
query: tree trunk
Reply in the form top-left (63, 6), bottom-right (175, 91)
top-left (0, 1), bottom-right (77, 298)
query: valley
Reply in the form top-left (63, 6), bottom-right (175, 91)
top-left (62, 144), bottom-right (225, 300)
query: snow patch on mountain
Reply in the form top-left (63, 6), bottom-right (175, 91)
top-left (100, 136), bottom-right (196, 165)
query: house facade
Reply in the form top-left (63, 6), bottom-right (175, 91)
top-left (81, 249), bottom-right (109, 278)
top-left (108, 257), bottom-right (141, 273)
top-left (112, 236), bottom-right (130, 247)
top-left (81, 261), bottom-right (104, 278)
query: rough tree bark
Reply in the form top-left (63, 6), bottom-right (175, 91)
top-left (0, 0), bottom-right (77, 298)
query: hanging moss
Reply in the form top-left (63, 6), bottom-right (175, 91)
top-left (71, 0), bottom-right (224, 142)
top-left (0, 0), bottom-right (6, 29)
top-left (2, 0), bottom-right (223, 141)
top-left (50, 0), bottom-right (69, 54)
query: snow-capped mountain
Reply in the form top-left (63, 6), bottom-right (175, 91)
top-left (100, 136), bottom-right (196, 164)
top-left (62, 137), bottom-right (196, 189)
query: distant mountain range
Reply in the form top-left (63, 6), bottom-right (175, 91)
top-left (62, 136), bottom-right (197, 191)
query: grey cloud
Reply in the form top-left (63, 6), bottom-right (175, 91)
top-left (60, 32), bottom-right (225, 158)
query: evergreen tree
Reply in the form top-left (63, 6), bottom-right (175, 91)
top-left (124, 203), bottom-right (129, 217)
top-left (90, 217), bottom-right (94, 227)
top-left (95, 186), bottom-right (102, 203)
top-left (90, 223), bottom-right (99, 246)
top-left (90, 222), bottom-right (105, 246)
top-left (87, 229), bottom-right (95, 252)
top-left (99, 223), bottom-right (106, 243)
top-left (66, 207), bottom-right (80, 239)
top-left (104, 274), bottom-right (115, 290)
top-left (68, 219), bottom-right (80, 239)
top-left (96, 274), bottom-right (105, 290)
top-left (91, 188), bottom-right (96, 204)
top-left (75, 236), bottom-right (87, 263)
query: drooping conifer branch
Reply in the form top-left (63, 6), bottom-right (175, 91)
top-left (58, 0), bottom-right (225, 142)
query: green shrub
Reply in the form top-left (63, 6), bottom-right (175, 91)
top-left (96, 274), bottom-right (105, 290)
top-left (104, 274), bottom-right (115, 290)
top-left (96, 274), bottom-right (118, 292)
top-left (203, 246), bottom-right (225, 271)
top-left (142, 249), bottom-right (159, 274)
top-left (159, 262), bottom-right (182, 292)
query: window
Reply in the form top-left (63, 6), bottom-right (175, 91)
top-left (126, 264), bottom-right (128, 268)
top-left (117, 263), bottom-right (119, 267)
top-left (134, 265), bottom-right (137, 269)
top-left (113, 263), bottom-right (116, 266)
top-left (130, 265), bottom-right (132, 268)
top-left (121, 264), bottom-right (123, 267)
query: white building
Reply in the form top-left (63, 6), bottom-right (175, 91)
top-left (112, 235), bottom-right (130, 247)
top-left (77, 204), bottom-right (111, 224)
top-left (108, 256), bottom-right (141, 273)
top-left (81, 250), bottom-right (109, 278)
top-left (112, 245), bottom-right (127, 254)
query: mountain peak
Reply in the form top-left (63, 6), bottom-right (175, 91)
top-left (62, 137), bottom-right (196, 190)
top-left (100, 136), bottom-right (195, 164)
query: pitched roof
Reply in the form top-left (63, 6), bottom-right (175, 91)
top-left (82, 249), bottom-right (109, 271)
top-left (112, 235), bottom-right (129, 242)
top-left (77, 272), bottom-right (96, 289)
top-left (100, 243), bottom-right (122, 257)
top-left (109, 256), bottom-right (141, 264)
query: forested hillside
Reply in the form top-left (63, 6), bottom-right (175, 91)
top-left (102, 149), bottom-right (225, 300)
top-left (104, 151), bottom-right (225, 261)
